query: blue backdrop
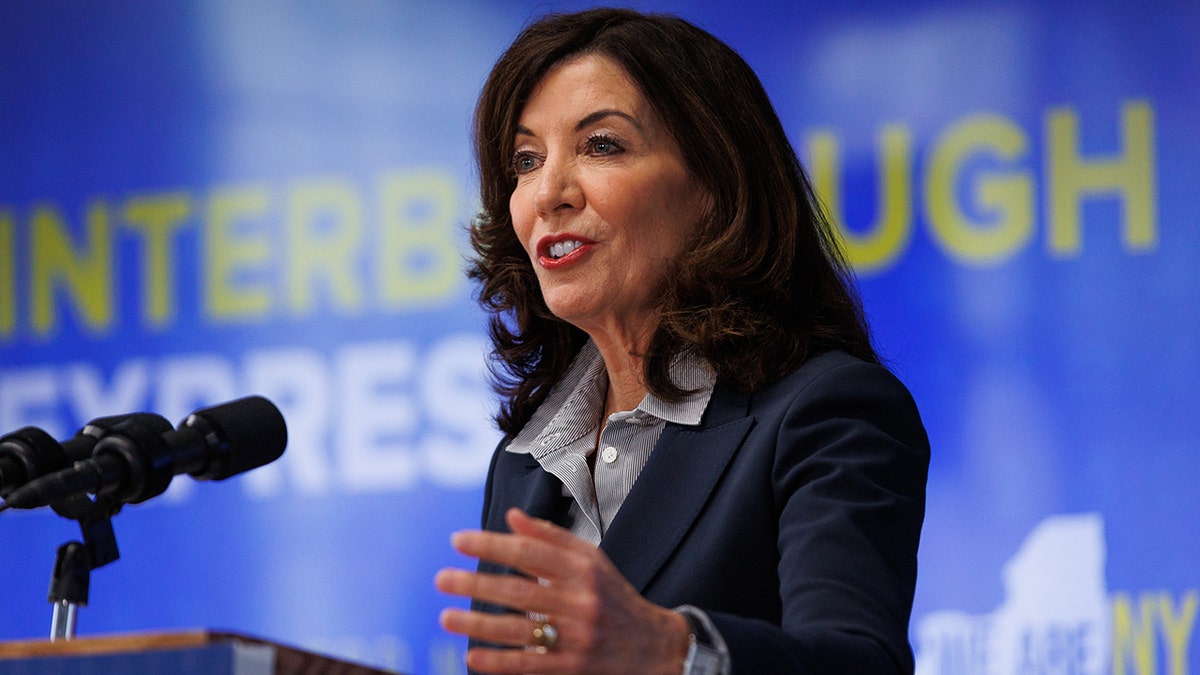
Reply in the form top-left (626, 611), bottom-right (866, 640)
top-left (2, 1), bottom-right (1197, 673)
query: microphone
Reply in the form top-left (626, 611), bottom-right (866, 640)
top-left (1, 396), bottom-right (287, 511)
top-left (0, 414), bottom-right (171, 497)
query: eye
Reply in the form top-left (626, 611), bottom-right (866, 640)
top-left (510, 150), bottom-right (542, 175)
top-left (585, 133), bottom-right (623, 156)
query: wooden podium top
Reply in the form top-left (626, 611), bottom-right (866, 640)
top-left (0, 629), bottom-right (402, 674)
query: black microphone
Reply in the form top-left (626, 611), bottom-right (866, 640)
top-left (1, 396), bottom-right (287, 511)
top-left (0, 414), bottom-right (171, 497)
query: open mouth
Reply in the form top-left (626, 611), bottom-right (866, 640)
top-left (547, 240), bottom-right (584, 259)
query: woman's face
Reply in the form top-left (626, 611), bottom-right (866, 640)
top-left (509, 53), bottom-right (708, 344)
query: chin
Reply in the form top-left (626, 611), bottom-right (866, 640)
top-left (544, 306), bottom-right (594, 327)
top-left (542, 296), bottom-right (599, 328)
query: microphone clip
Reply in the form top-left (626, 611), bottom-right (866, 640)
top-left (45, 483), bottom-right (125, 641)
top-left (50, 490), bottom-right (123, 571)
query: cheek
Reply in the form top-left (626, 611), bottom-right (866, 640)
top-left (508, 189), bottom-right (536, 256)
top-left (635, 178), bottom-right (705, 251)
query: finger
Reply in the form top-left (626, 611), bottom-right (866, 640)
top-left (439, 608), bottom-right (542, 649)
top-left (466, 644), bottom-right (574, 675)
top-left (504, 509), bottom-right (623, 584)
top-left (451, 528), bottom-right (582, 583)
top-left (505, 507), bottom-right (594, 552)
top-left (435, 568), bottom-right (560, 616)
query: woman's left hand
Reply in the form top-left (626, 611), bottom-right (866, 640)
top-left (435, 507), bottom-right (691, 674)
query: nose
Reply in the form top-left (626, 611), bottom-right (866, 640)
top-left (532, 155), bottom-right (583, 216)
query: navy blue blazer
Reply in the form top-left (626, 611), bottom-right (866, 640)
top-left (477, 350), bottom-right (929, 673)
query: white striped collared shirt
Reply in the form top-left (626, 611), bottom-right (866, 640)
top-left (505, 339), bottom-right (717, 544)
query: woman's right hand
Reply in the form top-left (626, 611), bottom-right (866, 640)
top-left (435, 507), bottom-right (691, 674)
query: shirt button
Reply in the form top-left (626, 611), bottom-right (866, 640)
top-left (601, 446), bottom-right (618, 463)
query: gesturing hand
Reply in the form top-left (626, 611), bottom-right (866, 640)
top-left (435, 508), bottom-right (691, 674)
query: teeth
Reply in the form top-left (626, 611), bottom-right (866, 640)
top-left (548, 240), bottom-right (582, 259)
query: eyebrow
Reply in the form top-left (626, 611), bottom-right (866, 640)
top-left (515, 109), bottom-right (643, 138)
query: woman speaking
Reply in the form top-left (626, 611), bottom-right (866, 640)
top-left (435, 8), bottom-right (929, 674)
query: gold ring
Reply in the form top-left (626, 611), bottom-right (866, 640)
top-left (531, 620), bottom-right (559, 651)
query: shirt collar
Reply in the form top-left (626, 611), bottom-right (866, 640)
top-left (506, 339), bottom-right (716, 456)
top-left (639, 348), bottom-right (716, 426)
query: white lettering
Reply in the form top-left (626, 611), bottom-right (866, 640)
top-left (65, 359), bottom-right (150, 421)
top-left (337, 341), bottom-right (419, 492)
top-left (421, 334), bottom-right (497, 488)
top-left (0, 367), bottom-right (62, 437)
top-left (0, 334), bottom-right (498, 501)
top-left (243, 348), bottom-right (334, 497)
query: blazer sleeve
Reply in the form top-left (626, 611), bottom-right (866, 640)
top-left (712, 355), bottom-right (929, 674)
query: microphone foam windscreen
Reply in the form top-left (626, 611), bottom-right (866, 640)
top-left (187, 395), bottom-right (288, 480)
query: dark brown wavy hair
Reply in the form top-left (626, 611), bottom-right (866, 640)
top-left (469, 8), bottom-right (876, 435)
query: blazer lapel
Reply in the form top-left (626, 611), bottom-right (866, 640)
top-left (485, 451), bottom-right (572, 532)
top-left (599, 386), bottom-right (754, 593)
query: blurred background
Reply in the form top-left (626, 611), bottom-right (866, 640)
top-left (1, 1), bottom-right (1197, 673)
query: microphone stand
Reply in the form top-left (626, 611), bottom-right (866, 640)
top-left (45, 492), bottom-right (122, 641)
top-left (49, 542), bottom-right (89, 640)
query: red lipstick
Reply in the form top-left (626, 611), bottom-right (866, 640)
top-left (536, 233), bottom-right (595, 269)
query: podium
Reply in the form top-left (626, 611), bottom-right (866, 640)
top-left (0, 630), bottom-right (403, 674)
